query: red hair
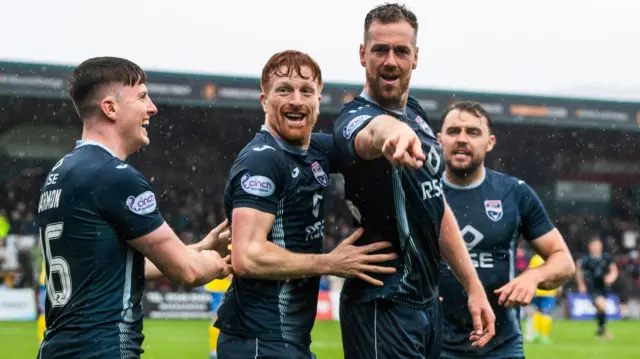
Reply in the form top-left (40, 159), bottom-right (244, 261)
top-left (260, 50), bottom-right (322, 92)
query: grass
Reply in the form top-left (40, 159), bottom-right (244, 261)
top-left (2, 319), bottom-right (639, 358)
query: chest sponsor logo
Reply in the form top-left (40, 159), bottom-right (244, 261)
top-left (343, 114), bottom-right (371, 139)
top-left (126, 191), bottom-right (157, 215)
top-left (415, 115), bottom-right (435, 137)
top-left (241, 174), bottom-right (275, 197)
top-left (311, 162), bottom-right (328, 186)
top-left (484, 200), bottom-right (503, 222)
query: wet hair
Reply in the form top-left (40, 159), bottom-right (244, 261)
top-left (260, 50), bottom-right (322, 92)
top-left (364, 3), bottom-right (419, 44)
top-left (440, 101), bottom-right (495, 134)
top-left (68, 56), bottom-right (146, 119)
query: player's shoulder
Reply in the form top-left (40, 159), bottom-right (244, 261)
top-left (309, 132), bottom-right (333, 157)
top-left (406, 95), bottom-right (429, 118)
top-left (230, 130), bottom-right (289, 180)
top-left (93, 156), bottom-right (146, 185)
top-left (235, 131), bottom-right (285, 165)
top-left (338, 96), bottom-right (384, 120)
top-left (603, 252), bottom-right (615, 263)
top-left (485, 168), bottom-right (535, 194)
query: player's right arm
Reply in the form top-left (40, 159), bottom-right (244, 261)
top-left (95, 163), bottom-right (230, 287)
top-left (229, 150), bottom-right (397, 285)
top-left (130, 224), bottom-right (231, 286)
top-left (332, 105), bottom-right (424, 168)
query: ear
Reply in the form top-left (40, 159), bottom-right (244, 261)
top-left (486, 134), bottom-right (496, 152)
top-left (317, 94), bottom-right (322, 115)
top-left (100, 96), bottom-right (117, 122)
top-left (436, 132), bottom-right (442, 146)
top-left (359, 44), bottom-right (366, 68)
top-left (260, 92), bottom-right (268, 114)
top-left (413, 46), bottom-right (419, 70)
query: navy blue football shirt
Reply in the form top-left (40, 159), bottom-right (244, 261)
top-left (332, 92), bottom-right (445, 308)
top-left (215, 126), bottom-right (334, 346)
top-left (439, 168), bottom-right (555, 358)
top-left (37, 140), bottom-right (165, 359)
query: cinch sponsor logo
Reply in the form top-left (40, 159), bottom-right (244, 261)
top-left (126, 191), bottom-right (157, 215)
top-left (241, 174), bottom-right (275, 197)
top-left (343, 115), bottom-right (371, 139)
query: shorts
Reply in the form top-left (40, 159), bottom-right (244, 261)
top-left (217, 332), bottom-right (315, 359)
top-left (340, 298), bottom-right (443, 359)
top-left (589, 285), bottom-right (611, 301)
top-left (531, 296), bottom-right (556, 315)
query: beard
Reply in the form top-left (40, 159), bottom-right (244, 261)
top-left (446, 157), bottom-right (483, 179)
top-left (366, 71), bottom-right (410, 109)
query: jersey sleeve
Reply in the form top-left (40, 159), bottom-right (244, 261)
top-left (332, 102), bottom-right (383, 165)
top-left (94, 163), bottom-right (165, 241)
top-left (229, 150), bottom-right (286, 215)
top-left (517, 180), bottom-right (555, 241)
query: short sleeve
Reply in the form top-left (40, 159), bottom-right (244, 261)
top-left (332, 102), bottom-right (382, 164)
top-left (229, 150), bottom-right (286, 215)
top-left (518, 180), bottom-right (555, 241)
top-left (94, 163), bottom-right (165, 240)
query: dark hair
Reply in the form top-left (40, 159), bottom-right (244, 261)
top-left (260, 50), bottom-right (322, 92)
top-left (440, 101), bottom-right (494, 134)
top-left (364, 3), bottom-right (419, 44)
top-left (67, 56), bottom-right (147, 119)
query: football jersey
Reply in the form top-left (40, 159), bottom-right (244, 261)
top-left (332, 92), bottom-right (444, 308)
top-left (37, 140), bottom-right (164, 359)
top-left (578, 253), bottom-right (614, 290)
top-left (215, 126), bottom-right (333, 345)
top-left (439, 168), bottom-right (554, 358)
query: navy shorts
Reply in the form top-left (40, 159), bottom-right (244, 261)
top-left (217, 332), bottom-right (316, 359)
top-left (340, 298), bottom-right (443, 359)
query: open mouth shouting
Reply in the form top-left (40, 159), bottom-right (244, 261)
top-left (380, 72), bottom-right (400, 86)
top-left (452, 148), bottom-right (472, 161)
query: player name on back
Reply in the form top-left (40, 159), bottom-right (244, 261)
top-left (38, 189), bottom-right (62, 213)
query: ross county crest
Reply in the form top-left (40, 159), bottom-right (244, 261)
top-left (484, 200), bottom-right (503, 222)
top-left (311, 162), bottom-right (328, 186)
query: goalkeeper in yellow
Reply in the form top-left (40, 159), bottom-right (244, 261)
top-left (37, 262), bottom-right (46, 343)
top-left (525, 254), bottom-right (560, 343)
top-left (204, 225), bottom-right (232, 359)
top-left (205, 276), bottom-right (231, 359)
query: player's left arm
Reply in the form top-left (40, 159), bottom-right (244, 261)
top-left (495, 181), bottom-right (575, 307)
top-left (440, 199), bottom-right (496, 348)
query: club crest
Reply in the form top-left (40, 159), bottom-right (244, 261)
top-left (311, 162), bottom-right (328, 186)
top-left (415, 116), bottom-right (435, 137)
top-left (484, 200), bottom-right (503, 222)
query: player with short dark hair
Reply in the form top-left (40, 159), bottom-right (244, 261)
top-left (37, 56), bottom-right (232, 359)
top-left (576, 236), bottom-right (618, 339)
top-left (437, 101), bottom-right (575, 358)
top-left (215, 50), bottom-right (397, 359)
top-left (332, 4), bottom-right (496, 358)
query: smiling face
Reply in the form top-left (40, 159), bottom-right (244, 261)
top-left (111, 83), bottom-right (158, 152)
top-left (259, 51), bottom-right (323, 147)
top-left (261, 65), bottom-right (321, 146)
top-left (361, 19), bottom-right (418, 109)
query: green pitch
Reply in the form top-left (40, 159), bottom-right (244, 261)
top-left (2, 319), bottom-right (639, 358)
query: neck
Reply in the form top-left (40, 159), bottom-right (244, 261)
top-left (81, 121), bottom-right (129, 160)
top-left (444, 166), bottom-right (485, 187)
top-left (264, 121), bottom-right (309, 148)
top-left (363, 83), bottom-right (408, 110)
